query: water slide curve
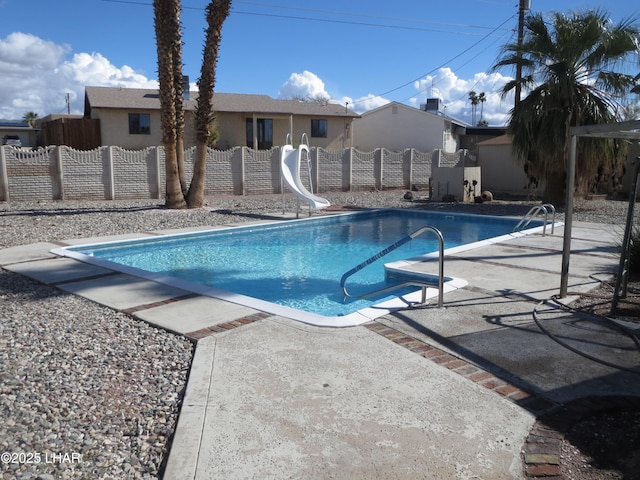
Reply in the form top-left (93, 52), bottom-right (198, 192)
top-left (280, 142), bottom-right (330, 209)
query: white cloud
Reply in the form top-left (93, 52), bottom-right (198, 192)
top-left (277, 70), bottom-right (330, 100)
top-left (411, 67), bottom-right (514, 126)
top-left (0, 33), bottom-right (156, 120)
top-left (341, 94), bottom-right (389, 114)
top-left (277, 70), bottom-right (391, 114)
top-left (63, 52), bottom-right (157, 88)
top-left (0, 32), bottom-right (68, 73)
top-left (285, 67), bottom-right (515, 125)
top-left (0, 32), bottom-right (516, 128)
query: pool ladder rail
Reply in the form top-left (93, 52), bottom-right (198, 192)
top-left (513, 203), bottom-right (556, 236)
top-left (340, 226), bottom-right (445, 308)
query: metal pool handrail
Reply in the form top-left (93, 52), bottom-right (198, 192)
top-left (340, 226), bottom-right (445, 308)
top-left (513, 203), bottom-right (556, 236)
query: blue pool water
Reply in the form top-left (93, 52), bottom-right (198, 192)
top-left (63, 209), bottom-right (541, 318)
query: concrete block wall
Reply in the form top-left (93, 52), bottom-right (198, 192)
top-left (0, 145), bottom-right (460, 202)
top-left (0, 146), bottom-right (61, 201)
top-left (61, 146), bottom-right (110, 200)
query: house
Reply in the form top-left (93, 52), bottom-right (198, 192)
top-left (460, 126), bottom-right (508, 156)
top-left (79, 86), bottom-right (359, 150)
top-left (353, 100), bottom-right (468, 153)
top-left (476, 134), bottom-right (543, 197)
top-left (0, 122), bottom-right (38, 149)
top-left (476, 132), bottom-right (640, 199)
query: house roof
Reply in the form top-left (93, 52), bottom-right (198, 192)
top-left (39, 114), bottom-right (84, 123)
top-left (477, 134), bottom-right (512, 146)
top-left (84, 86), bottom-right (359, 118)
top-left (0, 122), bottom-right (37, 132)
top-left (360, 101), bottom-right (468, 128)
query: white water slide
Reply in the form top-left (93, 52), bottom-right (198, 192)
top-left (280, 136), bottom-right (330, 211)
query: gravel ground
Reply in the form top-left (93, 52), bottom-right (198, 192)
top-left (0, 190), bottom-right (638, 479)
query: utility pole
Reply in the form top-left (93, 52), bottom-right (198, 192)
top-left (515, 0), bottom-right (531, 106)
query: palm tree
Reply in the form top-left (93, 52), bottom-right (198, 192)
top-left (494, 9), bottom-right (639, 204)
top-left (153, 0), bottom-right (187, 209)
top-left (468, 91), bottom-right (478, 125)
top-left (173, 41), bottom-right (187, 198)
top-left (188, 0), bottom-right (232, 208)
top-left (153, 0), bottom-right (232, 208)
top-left (477, 92), bottom-right (486, 125)
top-left (22, 111), bottom-right (38, 128)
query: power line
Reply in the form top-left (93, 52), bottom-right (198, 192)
top-left (431, 25), bottom-right (519, 106)
top-left (233, 0), bottom-right (511, 33)
top-left (351, 13), bottom-right (517, 106)
top-left (100, 0), bottom-right (517, 109)
top-left (403, 33), bottom-right (509, 106)
top-left (229, 10), bottom-right (496, 36)
top-left (101, 0), bottom-right (510, 37)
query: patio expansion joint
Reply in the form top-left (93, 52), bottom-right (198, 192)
top-left (115, 293), bottom-right (273, 342)
top-left (479, 238), bottom-right (615, 261)
top-left (452, 255), bottom-right (597, 280)
top-left (121, 293), bottom-right (201, 316)
top-left (51, 271), bottom-right (121, 286)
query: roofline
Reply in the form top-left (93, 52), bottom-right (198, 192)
top-left (84, 86), bottom-right (360, 118)
top-left (361, 101), bottom-right (469, 127)
top-left (0, 124), bottom-right (38, 131)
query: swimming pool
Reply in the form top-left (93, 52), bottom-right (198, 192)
top-left (53, 209), bottom-right (545, 327)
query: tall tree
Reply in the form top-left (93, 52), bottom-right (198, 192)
top-left (153, 0), bottom-right (186, 209)
top-left (153, 0), bottom-right (232, 208)
top-left (188, 0), bottom-right (233, 207)
top-left (22, 111), bottom-right (39, 128)
top-left (477, 92), bottom-right (486, 125)
top-left (468, 91), bottom-right (478, 125)
top-left (494, 9), bottom-right (639, 204)
top-left (173, 38), bottom-right (187, 197)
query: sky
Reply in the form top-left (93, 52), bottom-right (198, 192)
top-left (0, 0), bottom-right (638, 126)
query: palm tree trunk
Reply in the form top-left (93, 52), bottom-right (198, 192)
top-left (154, 0), bottom-right (187, 209)
top-left (188, 143), bottom-right (208, 207)
top-left (187, 0), bottom-right (232, 208)
top-left (165, 141), bottom-right (187, 208)
top-left (173, 44), bottom-right (188, 197)
top-left (543, 171), bottom-right (566, 206)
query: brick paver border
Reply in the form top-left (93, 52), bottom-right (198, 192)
top-left (522, 395), bottom-right (640, 478)
top-left (183, 312), bottom-right (273, 340)
top-left (363, 321), bottom-right (556, 413)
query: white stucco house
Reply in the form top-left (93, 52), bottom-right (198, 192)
top-left (353, 100), bottom-right (468, 153)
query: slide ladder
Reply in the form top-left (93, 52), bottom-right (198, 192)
top-left (281, 133), bottom-right (330, 216)
top-left (513, 203), bottom-right (556, 236)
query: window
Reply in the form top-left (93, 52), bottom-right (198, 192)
top-left (311, 119), bottom-right (327, 138)
top-left (128, 113), bottom-right (151, 135)
top-left (246, 118), bottom-right (273, 149)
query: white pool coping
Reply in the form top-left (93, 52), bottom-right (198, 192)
top-left (50, 212), bottom-right (559, 328)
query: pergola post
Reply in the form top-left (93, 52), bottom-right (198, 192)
top-left (559, 134), bottom-right (577, 297)
top-left (559, 120), bottom-right (640, 299)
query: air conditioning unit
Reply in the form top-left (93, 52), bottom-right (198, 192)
top-left (424, 98), bottom-right (441, 112)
